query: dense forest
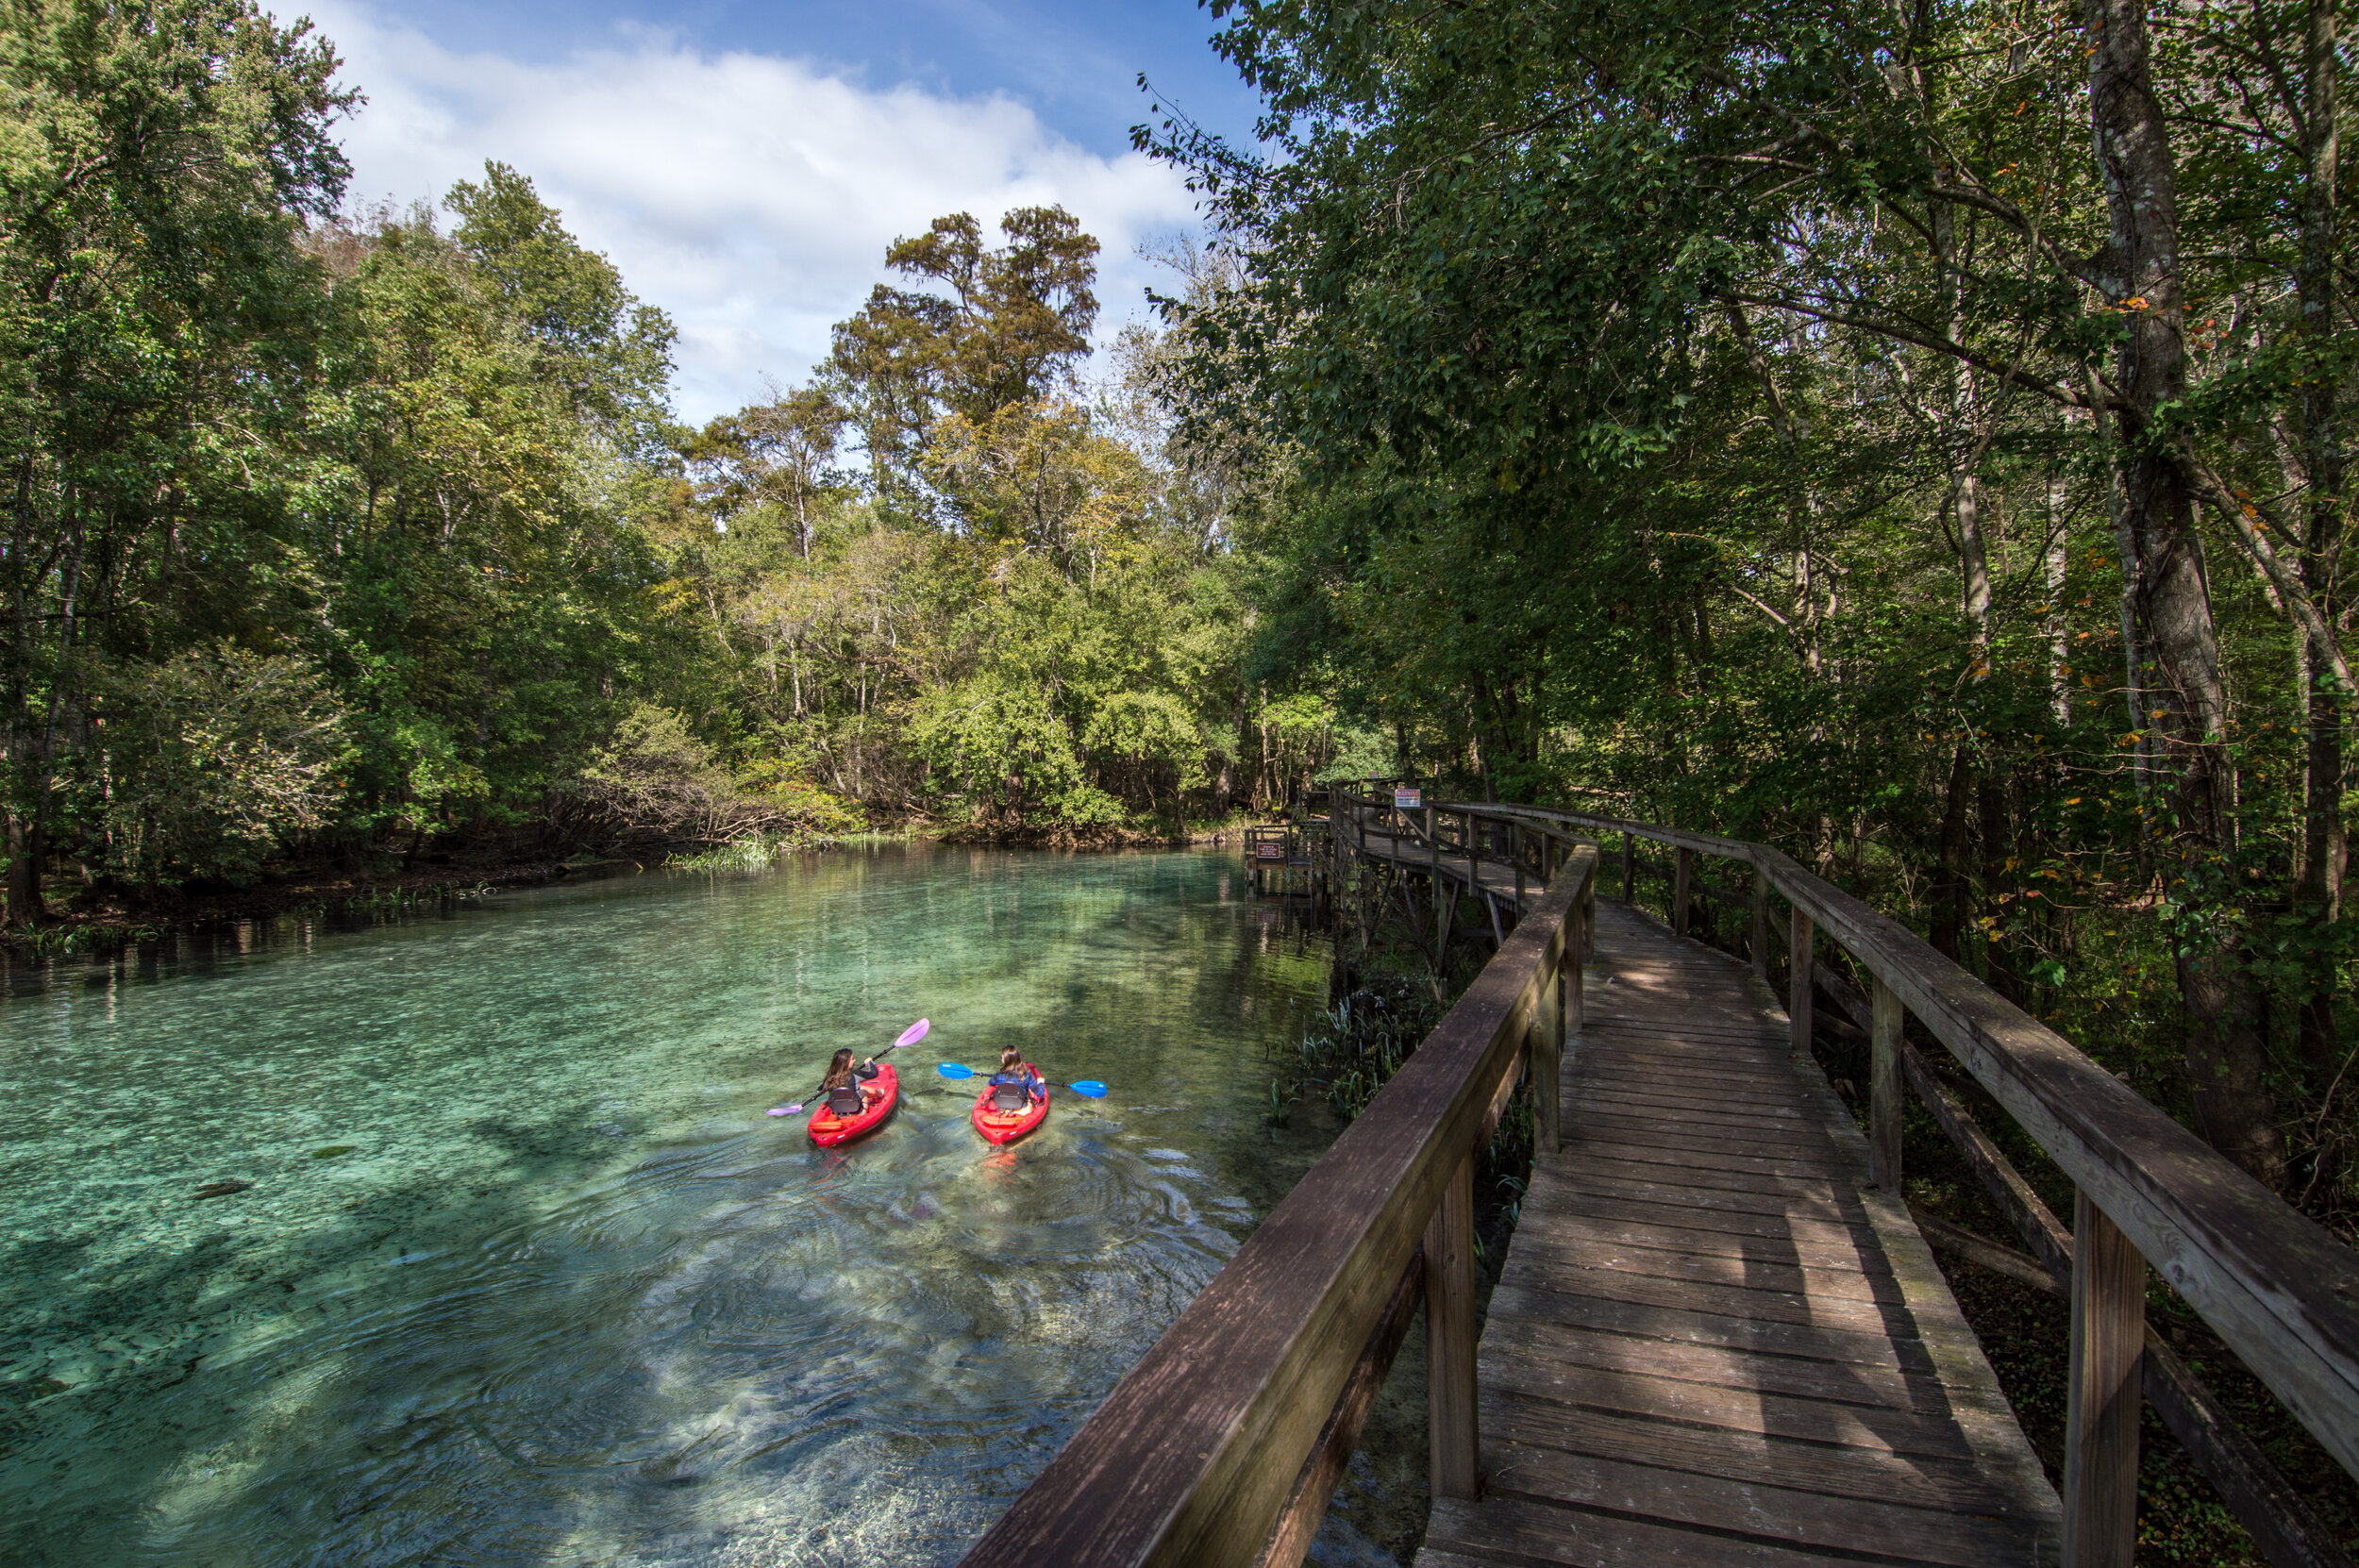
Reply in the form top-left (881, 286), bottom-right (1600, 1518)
top-left (1144, 0), bottom-right (2359, 1211)
top-left (0, 0), bottom-right (1375, 928)
top-left (7, 0), bottom-right (2355, 1211)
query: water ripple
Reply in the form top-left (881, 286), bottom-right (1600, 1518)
top-left (0, 848), bottom-right (1334, 1567)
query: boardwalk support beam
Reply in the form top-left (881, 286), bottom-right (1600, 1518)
top-left (2066, 1191), bottom-right (2146, 1568)
top-left (1870, 976), bottom-right (1903, 1191)
top-left (1424, 1154), bottom-right (1479, 1499)
top-left (1788, 905), bottom-right (1815, 1057)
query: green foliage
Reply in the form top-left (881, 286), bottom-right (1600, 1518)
top-left (1151, 0), bottom-right (2359, 1206)
top-left (0, 16), bottom-right (1340, 922)
top-left (89, 644), bottom-right (350, 885)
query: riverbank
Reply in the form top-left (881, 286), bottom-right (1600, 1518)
top-left (1, 811), bottom-right (1302, 957)
top-left (0, 859), bottom-right (580, 958)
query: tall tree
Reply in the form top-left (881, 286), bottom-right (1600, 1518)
top-left (0, 0), bottom-right (353, 923)
top-left (828, 207), bottom-right (1098, 517)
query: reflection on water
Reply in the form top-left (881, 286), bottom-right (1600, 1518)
top-left (0, 846), bottom-right (1380, 1566)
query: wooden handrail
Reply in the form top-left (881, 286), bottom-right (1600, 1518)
top-left (1465, 801), bottom-right (2359, 1562)
top-left (1752, 842), bottom-right (2359, 1466)
top-left (958, 841), bottom-right (1596, 1567)
top-left (1474, 803), bottom-right (2359, 1476)
top-left (968, 795), bottom-right (2353, 1568)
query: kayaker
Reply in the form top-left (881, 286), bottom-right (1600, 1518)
top-left (816, 1048), bottom-right (880, 1116)
top-left (985, 1047), bottom-right (1045, 1113)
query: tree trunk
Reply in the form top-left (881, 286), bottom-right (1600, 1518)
top-left (6, 810), bottom-right (38, 927)
top-left (2089, 0), bottom-right (2284, 1186)
top-left (1931, 742), bottom-right (1974, 961)
top-left (2296, 0), bottom-right (2347, 1099)
top-left (1979, 770), bottom-right (2017, 1001)
top-left (2048, 464), bottom-right (2072, 726)
top-left (1958, 475), bottom-right (1993, 670)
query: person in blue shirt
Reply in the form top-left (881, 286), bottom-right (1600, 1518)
top-left (985, 1046), bottom-right (1044, 1113)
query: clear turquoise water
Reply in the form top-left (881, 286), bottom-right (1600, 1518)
top-left (0, 847), bottom-right (1356, 1567)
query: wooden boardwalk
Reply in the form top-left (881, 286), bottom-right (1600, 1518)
top-left (967, 800), bottom-right (2353, 1568)
top-left (1418, 901), bottom-right (2061, 1567)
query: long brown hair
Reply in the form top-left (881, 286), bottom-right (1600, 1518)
top-left (998, 1045), bottom-right (1023, 1073)
top-left (821, 1048), bottom-right (857, 1090)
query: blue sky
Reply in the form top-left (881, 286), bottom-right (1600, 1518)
top-left (294, 0), bottom-right (1259, 420)
top-left (339, 0), bottom-right (1264, 157)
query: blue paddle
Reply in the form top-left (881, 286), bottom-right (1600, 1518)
top-left (938, 1062), bottom-right (1106, 1098)
top-left (769, 1019), bottom-right (931, 1115)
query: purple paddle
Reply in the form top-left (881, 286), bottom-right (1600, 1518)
top-left (767, 1020), bottom-right (929, 1117)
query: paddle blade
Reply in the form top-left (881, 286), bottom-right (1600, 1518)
top-left (1068, 1080), bottom-right (1108, 1098)
top-left (766, 1104), bottom-right (805, 1117)
top-left (936, 1062), bottom-right (974, 1080)
top-left (894, 1018), bottom-right (930, 1049)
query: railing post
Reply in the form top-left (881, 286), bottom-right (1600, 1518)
top-left (1535, 939), bottom-right (1561, 1154)
top-left (1428, 805), bottom-right (1441, 939)
top-left (2065, 1191), bottom-right (2144, 1568)
top-left (1620, 832), bottom-right (1635, 903)
top-left (1748, 865), bottom-right (1770, 979)
top-left (1513, 822), bottom-right (1526, 909)
top-left (1328, 792), bottom-right (1342, 922)
top-left (1425, 1155), bottom-right (1480, 1499)
top-left (1572, 875), bottom-right (1589, 1022)
top-left (1673, 846), bottom-right (1693, 938)
top-left (1788, 907), bottom-right (1815, 1057)
top-left (1869, 976), bottom-right (1902, 1192)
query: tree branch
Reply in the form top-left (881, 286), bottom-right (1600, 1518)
top-left (1731, 291), bottom-right (2099, 409)
top-left (2183, 449), bottom-right (2354, 694)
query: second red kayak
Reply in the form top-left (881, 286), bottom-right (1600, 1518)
top-left (809, 1063), bottom-right (898, 1147)
top-left (971, 1071), bottom-right (1049, 1145)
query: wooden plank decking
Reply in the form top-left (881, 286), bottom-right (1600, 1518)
top-left (1416, 900), bottom-right (2063, 1568)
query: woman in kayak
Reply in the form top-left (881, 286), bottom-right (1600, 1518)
top-left (816, 1048), bottom-right (881, 1116)
top-left (985, 1047), bottom-right (1045, 1113)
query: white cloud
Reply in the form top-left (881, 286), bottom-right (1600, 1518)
top-left (296, 1), bottom-right (1201, 423)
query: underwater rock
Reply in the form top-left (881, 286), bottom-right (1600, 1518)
top-left (191, 1179), bottom-right (251, 1200)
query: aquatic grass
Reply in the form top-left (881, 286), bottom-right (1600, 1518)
top-left (1274, 960), bottom-right (1537, 1287)
top-left (667, 835), bottom-right (786, 873)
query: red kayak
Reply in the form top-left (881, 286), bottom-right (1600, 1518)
top-left (809, 1064), bottom-right (898, 1147)
top-left (971, 1070), bottom-right (1049, 1145)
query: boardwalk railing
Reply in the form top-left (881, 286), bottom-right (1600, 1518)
top-left (962, 796), bottom-right (2359, 1568)
top-left (1469, 802), bottom-right (2359, 1568)
top-left (960, 807), bottom-right (1597, 1568)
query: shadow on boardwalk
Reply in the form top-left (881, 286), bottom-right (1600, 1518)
top-left (1418, 899), bottom-right (2063, 1568)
